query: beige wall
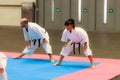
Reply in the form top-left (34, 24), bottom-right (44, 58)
top-left (0, 0), bottom-right (35, 5)
top-left (0, 0), bottom-right (35, 27)
top-left (0, 6), bottom-right (21, 26)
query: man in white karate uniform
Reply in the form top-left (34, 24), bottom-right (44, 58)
top-left (14, 18), bottom-right (54, 62)
top-left (0, 52), bottom-right (7, 80)
top-left (54, 19), bottom-right (95, 68)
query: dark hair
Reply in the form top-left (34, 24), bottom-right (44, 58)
top-left (64, 18), bottom-right (75, 28)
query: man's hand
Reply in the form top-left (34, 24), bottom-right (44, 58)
top-left (70, 42), bottom-right (73, 45)
top-left (43, 38), bottom-right (48, 44)
top-left (84, 42), bottom-right (88, 50)
top-left (63, 42), bottom-right (67, 47)
top-left (27, 40), bottom-right (32, 46)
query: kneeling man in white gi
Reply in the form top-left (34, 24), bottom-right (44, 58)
top-left (54, 19), bottom-right (95, 68)
top-left (14, 18), bottom-right (54, 62)
top-left (0, 52), bottom-right (7, 80)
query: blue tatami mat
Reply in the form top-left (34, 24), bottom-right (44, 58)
top-left (6, 57), bottom-right (99, 80)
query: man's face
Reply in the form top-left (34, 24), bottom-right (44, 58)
top-left (66, 24), bottom-right (73, 31)
top-left (20, 22), bottom-right (27, 28)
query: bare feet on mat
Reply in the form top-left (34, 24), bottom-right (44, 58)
top-left (50, 58), bottom-right (54, 62)
top-left (13, 56), bottom-right (22, 59)
top-left (53, 62), bottom-right (61, 66)
top-left (48, 54), bottom-right (54, 62)
top-left (13, 53), bottom-right (25, 59)
top-left (91, 64), bottom-right (95, 68)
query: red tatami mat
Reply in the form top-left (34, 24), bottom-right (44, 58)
top-left (3, 52), bottom-right (120, 80)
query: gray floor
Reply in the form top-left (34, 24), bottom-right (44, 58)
top-left (0, 27), bottom-right (120, 59)
top-left (0, 27), bottom-right (120, 80)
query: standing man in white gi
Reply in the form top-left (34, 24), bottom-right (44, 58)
top-left (14, 18), bottom-right (54, 62)
top-left (54, 18), bottom-right (95, 68)
top-left (0, 52), bottom-right (7, 80)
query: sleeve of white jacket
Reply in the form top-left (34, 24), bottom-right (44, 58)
top-left (23, 28), bottom-right (30, 41)
top-left (35, 24), bottom-right (46, 39)
top-left (61, 29), bottom-right (68, 42)
top-left (37, 30), bottom-right (46, 39)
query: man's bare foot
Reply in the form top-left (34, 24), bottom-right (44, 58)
top-left (53, 62), bottom-right (61, 66)
top-left (48, 54), bottom-right (54, 62)
top-left (13, 54), bottom-right (25, 59)
top-left (13, 56), bottom-right (22, 59)
top-left (91, 64), bottom-right (95, 68)
top-left (50, 58), bottom-right (54, 62)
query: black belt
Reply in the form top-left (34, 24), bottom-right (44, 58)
top-left (73, 42), bottom-right (81, 55)
top-left (33, 39), bottom-right (41, 47)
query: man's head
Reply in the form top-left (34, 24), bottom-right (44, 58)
top-left (20, 18), bottom-right (28, 28)
top-left (64, 18), bottom-right (75, 31)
